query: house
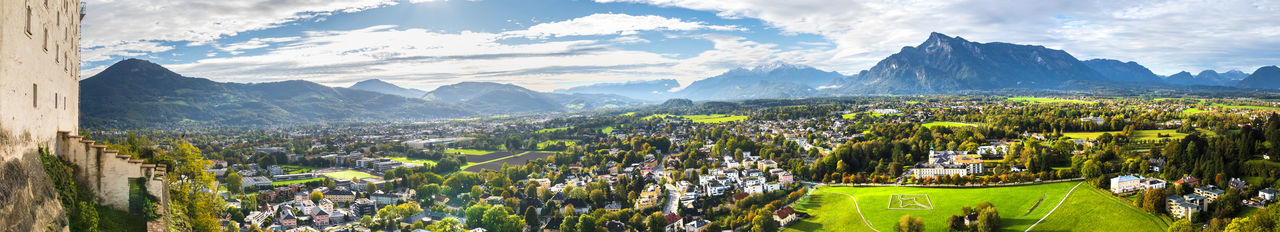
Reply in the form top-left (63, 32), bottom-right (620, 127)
top-left (1080, 116), bottom-right (1106, 125)
top-left (351, 198), bottom-right (376, 216)
top-left (1110, 175), bottom-right (1142, 194)
top-left (1195, 185), bottom-right (1225, 201)
top-left (664, 213), bottom-right (684, 232)
top-left (1259, 188), bottom-right (1278, 202)
top-left (312, 209), bottom-right (330, 226)
top-left (603, 202), bottom-right (623, 212)
top-left (279, 208), bottom-right (298, 227)
top-left (604, 220), bottom-right (628, 232)
top-left (542, 217), bottom-right (563, 232)
top-left (1229, 178), bottom-right (1248, 190)
top-left (1141, 178), bottom-right (1167, 190)
top-left (1175, 176), bottom-right (1199, 186)
top-left (774, 206), bottom-right (799, 226)
top-left (565, 199), bottom-right (591, 214)
top-left (1166, 195), bottom-right (1202, 219)
top-left (324, 188), bottom-right (356, 203)
top-left (685, 219), bottom-right (710, 232)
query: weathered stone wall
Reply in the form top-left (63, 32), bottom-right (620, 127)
top-left (1, 0), bottom-right (82, 230)
top-left (56, 132), bottom-right (168, 212)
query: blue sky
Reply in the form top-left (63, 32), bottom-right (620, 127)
top-left (80, 0), bottom-right (1280, 91)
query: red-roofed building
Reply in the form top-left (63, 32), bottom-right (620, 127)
top-left (664, 213), bottom-right (684, 232)
top-left (1176, 176), bottom-right (1199, 186)
top-left (732, 192), bottom-right (750, 202)
top-left (774, 206), bottom-right (799, 226)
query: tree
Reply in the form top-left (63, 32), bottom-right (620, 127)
top-left (226, 172), bottom-right (243, 195)
top-left (578, 214), bottom-right (598, 232)
top-left (974, 206), bottom-right (1000, 232)
top-left (483, 206), bottom-right (510, 231)
top-left (750, 212), bottom-right (779, 232)
top-left (646, 212), bottom-right (667, 232)
top-left (894, 215), bottom-right (925, 232)
top-left (465, 203), bottom-right (491, 229)
top-left (310, 190), bottom-right (324, 202)
top-left (360, 215), bottom-right (373, 227)
top-left (562, 215), bottom-right (579, 232)
top-left (1142, 188), bottom-right (1166, 213)
top-left (525, 206), bottom-right (541, 230)
top-left (590, 189), bottom-right (607, 207)
top-left (367, 182), bottom-right (378, 193)
top-left (427, 217), bottom-right (465, 232)
top-left (946, 215), bottom-right (966, 231)
top-left (1168, 219), bottom-right (1196, 232)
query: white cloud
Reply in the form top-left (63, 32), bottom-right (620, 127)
top-left (599, 0), bottom-right (1280, 74)
top-left (81, 41), bottom-right (174, 62)
top-left (610, 36), bottom-right (651, 44)
top-left (503, 13), bottom-right (740, 39)
top-left (164, 24), bottom-right (784, 91)
top-left (80, 0), bottom-right (396, 62)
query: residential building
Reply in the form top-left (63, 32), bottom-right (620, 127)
top-left (1110, 175), bottom-right (1141, 193)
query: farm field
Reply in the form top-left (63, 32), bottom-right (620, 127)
top-left (1031, 185), bottom-right (1171, 231)
top-left (444, 149), bottom-right (496, 156)
top-left (1061, 129), bottom-right (1216, 141)
top-left (386, 156), bottom-right (438, 166)
top-left (463, 151), bottom-right (555, 172)
top-left (1007, 97), bottom-right (1097, 104)
top-left (320, 170), bottom-right (377, 180)
top-left (646, 114), bottom-right (748, 123)
top-left (783, 181), bottom-right (1080, 232)
top-left (1210, 103), bottom-right (1280, 110)
top-left (921, 121), bottom-right (979, 128)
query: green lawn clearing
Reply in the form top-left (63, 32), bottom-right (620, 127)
top-left (1210, 103), bottom-right (1280, 110)
top-left (272, 177), bottom-right (324, 186)
top-left (321, 170), bottom-right (377, 180)
top-left (1031, 185), bottom-right (1172, 231)
top-left (385, 156), bottom-right (438, 166)
top-left (784, 181), bottom-right (1082, 232)
top-left (646, 114), bottom-right (747, 123)
top-left (536, 127), bottom-right (570, 133)
top-left (537, 139), bottom-right (579, 150)
top-left (601, 126), bottom-right (616, 134)
top-left (921, 121), bottom-right (979, 128)
top-left (1061, 129), bottom-right (1216, 141)
top-left (1181, 108), bottom-right (1209, 114)
top-left (1008, 97), bottom-right (1097, 104)
top-left (444, 149), bottom-right (496, 156)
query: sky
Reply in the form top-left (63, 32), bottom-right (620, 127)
top-left (80, 0), bottom-right (1280, 91)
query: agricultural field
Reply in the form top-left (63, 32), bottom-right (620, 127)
top-left (1061, 129), bottom-right (1216, 141)
top-left (444, 149), bottom-right (496, 156)
top-left (645, 114), bottom-right (748, 123)
top-left (320, 170), bottom-right (377, 180)
top-left (1007, 97), bottom-right (1097, 104)
top-left (783, 181), bottom-right (1081, 232)
top-left (463, 151), bottom-right (555, 172)
top-left (921, 121), bottom-right (979, 128)
top-left (1209, 103), bottom-right (1280, 110)
top-left (385, 156), bottom-right (438, 166)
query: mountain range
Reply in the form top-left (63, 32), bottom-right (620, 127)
top-left (349, 79), bottom-right (428, 98)
top-left (80, 59), bottom-right (642, 128)
top-left (85, 33), bottom-right (1280, 127)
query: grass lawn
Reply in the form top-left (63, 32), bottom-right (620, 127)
top-left (1181, 108), bottom-right (1209, 114)
top-left (921, 121), bottom-right (979, 128)
top-left (842, 113), bottom-right (859, 119)
top-left (1061, 129), bottom-right (1216, 141)
top-left (1008, 97), bottom-right (1097, 104)
top-left (646, 114), bottom-right (748, 123)
top-left (784, 181), bottom-right (1080, 232)
top-left (601, 126), bottom-right (616, 134)
top-left (321, 170), bottom-right (377, 180)
top-left (272, 177), bottom-right (324, 186)
top-left (536, 127), bottom-right (570, 133)
top-left (1032, 185), bottom-right (1172, 231)
top-left (386, 156), bottom-right (438, 166)
top-left (444, 148), bottom-right (496, 156)
top-left (537, 139), bottom-right (578, 149)
top-left (1210, 103), bottom-right (1280, 110)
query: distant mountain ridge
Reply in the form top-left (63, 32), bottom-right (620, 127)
top-left (673, 63), bottom-right (845, 100)
top-left (81, 59), bottom-right (473, 128)
top-left (843, 32), bottom-right (1108, 93)
top-left (425, 82), bottom-right (644, 113)
top-left (1236, 66), bottom-right (1280, 89)
top-left (1082, 59), bottom-right (1163, 83)
top-left (349, 79), bottom-right (428, 98)
top-left (554, 79), bottom-right (679, 101)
